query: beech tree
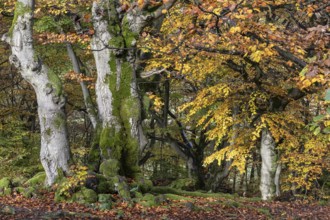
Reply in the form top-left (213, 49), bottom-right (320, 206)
top-left (87, 0), bottom-right (179, 197)
top-left (1, 0), bottom-right (70, 185)
top-left (143, 0), bottom-right (330, 199)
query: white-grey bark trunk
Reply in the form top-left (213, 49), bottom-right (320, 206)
top-left (2, 0), bottom-right (70, 186)
top-left (274, 163), bottom-right (281, 197)
top-left (91, 0), bottom-right (145, 146)
top-left (91, 1), bottom-right (116, 129)
top-left (260, 128), bottom-right (279, 200)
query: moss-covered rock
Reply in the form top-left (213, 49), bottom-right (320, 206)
top-left (11, 177), bottom-right (27, 188)
top-left (100, 159), bottom-right (120, 178)
top-left (138, 193), bottom-right (167, 207)
top-left (99, 202), bottom-right (112, 211)
top-left (137, 178), bottom-right (153, 193)
top-left (95, 173), bottom-right (116, 194)
top-left (25, 172), bottom-right (46, 186)
top-left (4, 188), bottom-right (12, 196)
top-left (0, 177), bottom-right (11, 189)
top-left (116, 181), bottom-right (131, 201)
top-left (170, 178), bottom-right (197, 191)
top-left (98, 194), bottom-right (113, 203)
top-left (136, 193), bottom-right (166, 207)
top-left (15, 187), bottom-right (35, 198)
top-left (24, 187), bottom-right (36, 198)
top-left (82, 188), bottom-right (98, 203)
top-left (154, 194), bottom-right (167, 204)
top-left (165, 193), bottom-right (195, 202)
top-left (14, 186), bottom-right (25, 194)
top-left (139, 193), bottom-right (156, 207)
top-left (142, 193), bottom-right (155, 201)
top-left (96, 179), bottom-right (116, 194)
top-left (71, 187), bottom-right (98, 204)
top-left (0, 177), bottom-right (12, 196)
top-left (133, 191), bottom-right (143, 199)
top-left (98, 194), bottom-right (113, 210)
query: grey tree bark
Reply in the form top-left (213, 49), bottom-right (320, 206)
top-left (88, 0), bottom-right (177, 198)
top-left (66, 43), bottom-right (98, 129)
top-left (90, 0), bottom-right (176, 173)
top-left (1, 0), bottom-right (70, 186)
top-left (260, 128), bottom-right (281, 200)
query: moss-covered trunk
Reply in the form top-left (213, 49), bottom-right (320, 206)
top-left (89, 0), bottom-right (178, 198)
top-left (90, 0), bottom-right (145, 183)
top-left (97, 54), bottom-right (141, 177)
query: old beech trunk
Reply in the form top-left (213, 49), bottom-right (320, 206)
top-left (90, 1), bottom-right (147, 169)
top-left (260, 128), bottom-right (281, 200)
top-left (89, 0), bottom-right (177, 198)
top-left (90, 0), bottom-right (148, 198)
top-left (2, 0), bottom-right (70, 186)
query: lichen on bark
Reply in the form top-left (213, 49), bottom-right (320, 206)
top-left (8, 1), bottom-right (31, 37)
top-left (46, 69), bottom-right (63, 96)
top-left (90, 0), bottom-right (150, 199)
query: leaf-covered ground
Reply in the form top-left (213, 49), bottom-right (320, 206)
top-left (0, 191), bottom-right (329, 219)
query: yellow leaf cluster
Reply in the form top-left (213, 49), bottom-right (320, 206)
top-left (147, 92), bottom-right (164, 113)
top-left (57, 165), bottom-right (89, 198)
top-left (281, 136), bottom-right (329, 191)
top-left (248, 44), bottom-right (276, 63)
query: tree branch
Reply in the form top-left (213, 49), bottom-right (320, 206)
top-left (152, 0), bottom-right (178, 19)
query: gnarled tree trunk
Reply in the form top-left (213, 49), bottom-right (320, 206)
top-left (89, 1), bottom-right (147, 199)
top-left (91, 0), bottom-right (142, 177)
top-left (89, 0), bottom-right (177, 198)
top-left (2, 0), bottom-right (70, 186)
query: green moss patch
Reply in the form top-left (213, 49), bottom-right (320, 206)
top-left (47, 69), bottom-right (63, 97)
top-left (14, 186), bottom-right (35, 198)
top-left (0, 177), bottom-right (11, 189)
top-left (98, 194), bottom-right (113, 203)
top-left (170, 178), bottom-right (197, 191)
top-left (25, 172), bottom-right (46, 186)
top-left (116, 181), bottom-right (131, 201)
top-left (165, 193), bottom-right (195, 202)
top-left (71, 187), bottom-right (98, 204)
top-left (150, 186), bottom-right (236, 199)
top-left (9, 1), bottom-right (32, 37)
top-left (99, 127), bottom-right (122, 160)
top-left (0, 178), bottom-right (12, 196)
top-left (100, 159), bottom-right (120, 178)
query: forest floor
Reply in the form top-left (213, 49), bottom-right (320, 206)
top-left (0, 191), bottom-right (330, 219)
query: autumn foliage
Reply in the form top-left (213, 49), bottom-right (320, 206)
top-left (0, 0), bottom-right (329, 209)
top-left (142, 0), bottom-right (330, 195)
